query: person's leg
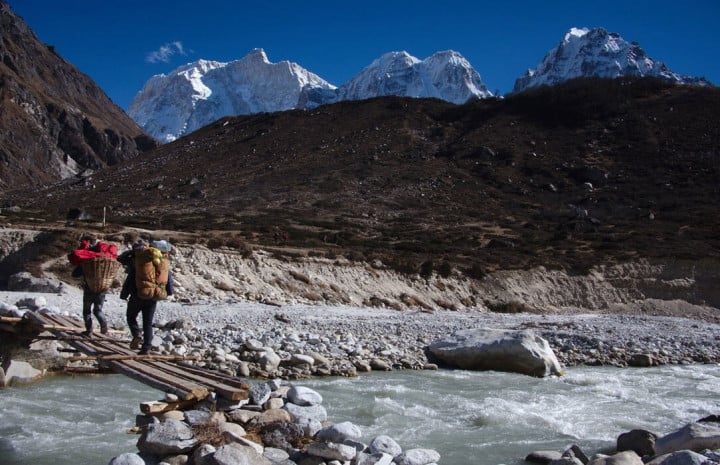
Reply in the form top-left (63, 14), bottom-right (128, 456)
top-left (92, 292), bottom-right (108, 334)
top-left (139, 300), bottom-right (157, 354)
top-left (126, 296), bottom-right (143, 349)
top-left (82, 291), bottom-right (93, 336)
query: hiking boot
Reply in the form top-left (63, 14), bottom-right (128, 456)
top-left (100, 324), bottom-right (109, 335)
top-left (138, 348), bottom-right (149, 355)
top-left (81, 330), bottom-right (93, 338)
top-left (130, 336), bottom-right (143, 350)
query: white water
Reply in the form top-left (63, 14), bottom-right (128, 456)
top-left (1, 365), bottom-right (719, 465)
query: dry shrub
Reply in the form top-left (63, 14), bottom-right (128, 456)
top-left (485, 300), bottom-right (535, 314)
top-left (191, 421), bottom-right (224, 447)
top-left (289, 270), bottom-right (311, 284)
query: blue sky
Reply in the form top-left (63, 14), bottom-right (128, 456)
top-left (9, 0), bottom-right (719, 111)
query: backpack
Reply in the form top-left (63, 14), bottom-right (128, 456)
top-left (134, 247), bottom-right (170, 300)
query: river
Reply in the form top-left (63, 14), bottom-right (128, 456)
top-left (1, 364), bottom-right (719, 465)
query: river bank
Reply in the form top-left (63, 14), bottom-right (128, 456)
top-left (2, 286), bottom-right (720, 382)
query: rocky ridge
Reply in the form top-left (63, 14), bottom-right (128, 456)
top-left (0, 1), bottom-right (157, 189)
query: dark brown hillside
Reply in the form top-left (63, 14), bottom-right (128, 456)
top-left (0, 1), bottom-right (156, 190)
top-left (3, 77), bottom-right (719, 276)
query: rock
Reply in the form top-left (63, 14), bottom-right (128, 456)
top-left (0, 302), bottom-right (21, 316)
top-left (288, 353), bottom-right (313, 366)
top-left (355, 451), bottom-right (395, 465)
top-left (617, 429), bottom-right (658, 457)
top-left (16, 296), bottom-right (47, 310)
top-left (563, 444), bottom-right (589, 465)
top-left (162, 411), bottom-right (185, 422)
top-left (7, 272), bottom-right (64, 293)
top-left (427, 328), bottom-right (564, 377)
top-left (526, 451), bottom-right (564, 464)
top-left (254, 408), bottom-right (294, 426)
top-left (263, 447), bottom-right (290, 463)
top-left (0, 360), bottom-right (43, 386)
top-left (220, 422), bottom-right (247, 442)
top-left (287, 386), bottom-right (323, 406)
top-left (259, 422), bottom-right (304, 450)
top-left (369, 435), bottom-right (402, 457)
top-left (108, 452), bottom-right (146, 465)
top-left (628, 354), bottom-right (654, 367)
top-left (315, 421), bottom-right (363, 443)
top-left (250, 382), bottom-right (272, 406)
top-left (295, 416), bottom-right (323, 438)
top-left (655, 422), bottom-right (720, 456)
top-left (264, 397), bottom-right (284, 410)
top-left (306, 442), bottom-right (357, 461)
top-left (226, 409), bottom-right (260, 424)
top-left (137, 419), bottom-right (198, 456)
top-left (258, 350), bottom-right (281, 371)
top-left (646, 450), bottom-right (715, 465)
top-left (549, 458), bottom-right (584, 465)
top-left (161, 454), bottom-right (189, 465)
top-left (283, 402), bottom-right (327, 423)
top-left (587, 451), bottom-right (643, 465)
top-left (393, 448), bottom-right (441, 465)
top-left (370, 358), bottom-right (391, 371)
top-left (193, 444), bottom-right (217, 465)
top-left (184, 409), bottom-right (213, 425)
top-left (208, 443), bottom-right (271, 465)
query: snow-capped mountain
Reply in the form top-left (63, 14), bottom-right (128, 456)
top-left (337, 50), bottom-right (493, 104)
top-left (128, 49), bottom-right (336, 142)
top-left (513, 27), bottom-right (712, 93)
top-left (129, 49), bottom-right (492, 142)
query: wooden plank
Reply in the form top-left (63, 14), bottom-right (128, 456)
top-left (105, 360), bottom-right (203, 400)
top-left (67, 354), bottom-right (200, 362)
top-left (146, 361), bottom-right (249, 401)
top-left (114, 359), bottom-right (210, 400)
top-left (175, 362), bottom-right (252, 390)
top-left (140, 400), bottom-right (196, 414)
top-left (38, 323), bottom-right (127, 335)
top-left (0, 316), bottom-right (22, 324)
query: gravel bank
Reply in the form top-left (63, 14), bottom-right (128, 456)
top-left (3, 289), bottom-right (719, 378)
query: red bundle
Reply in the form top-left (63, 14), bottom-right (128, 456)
top-left (68, 241), bottom-right (118, 266)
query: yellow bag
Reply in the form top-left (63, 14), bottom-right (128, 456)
top-left (134, 247), bottom-right (169, 300)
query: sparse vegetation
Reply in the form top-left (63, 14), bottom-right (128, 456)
top-left (2, 78), bottom-right (718, 277)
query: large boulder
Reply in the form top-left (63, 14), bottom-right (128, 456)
top-left (654, 422), bottom-right (720, 456)
top-left (646, 450), bottom-right (714, 465)
top-left (0, 360), bottom-right (43, 386)
top-left (427, 328), bottom-right (563, 377)
top-left (617, 429), bottom-right (658, 458)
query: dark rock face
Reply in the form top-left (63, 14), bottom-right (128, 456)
top-left (0, 1), bottom-right (157, 189)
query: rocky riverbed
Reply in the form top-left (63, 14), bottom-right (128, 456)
top-left (2, 284), bottom-right (720, 381)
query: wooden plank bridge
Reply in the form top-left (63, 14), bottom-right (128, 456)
top-left (1, 312), bottom-right (249, 409)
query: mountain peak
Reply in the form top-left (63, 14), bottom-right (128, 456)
top-left (513, 27), bottom-right (713, 93)
top-left (129, 48), bottom-right (493, 141)
top-left (244, 48), bottom-right (269, 63)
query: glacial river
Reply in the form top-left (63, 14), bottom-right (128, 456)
top-left (1, 364), bottom-right (719, 465)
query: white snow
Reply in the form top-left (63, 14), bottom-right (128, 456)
top-left (129, 49), bottom-right (493, 142)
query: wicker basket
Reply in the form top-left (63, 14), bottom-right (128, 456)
top-left (80, 257), bottom-right (122, 293)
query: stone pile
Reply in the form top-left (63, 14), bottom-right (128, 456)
top-left (109, 382), bottom-right (440, 465)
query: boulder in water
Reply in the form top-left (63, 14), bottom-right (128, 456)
top-left (428, 328), bottom-right (563, 377)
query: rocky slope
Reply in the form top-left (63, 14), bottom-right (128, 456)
top-left (0, 227), bottom-right (717, 324)
top-left (5, 78), bottom-right (719, 283)
top-left (0, 1), bottom-right (156, 189)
